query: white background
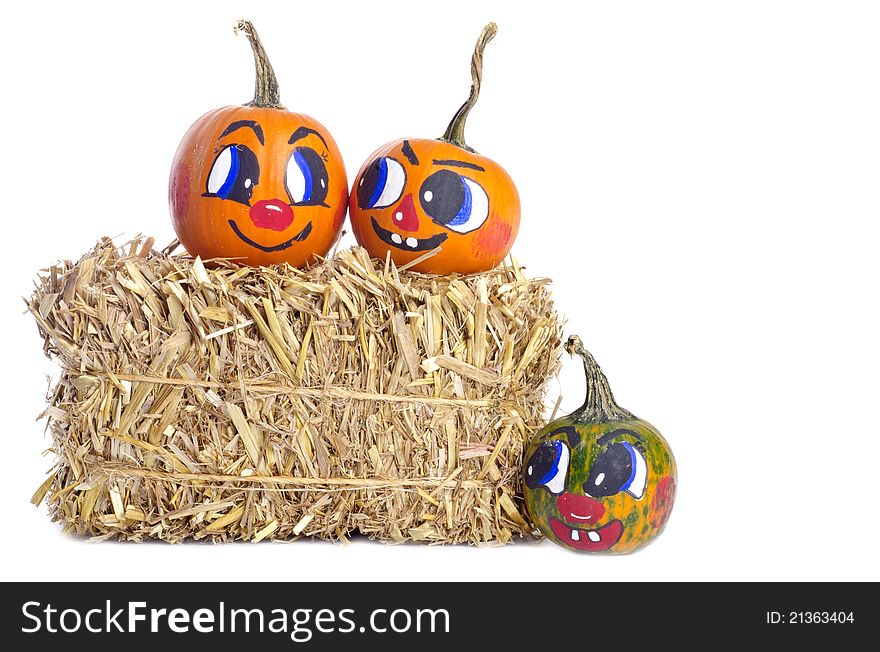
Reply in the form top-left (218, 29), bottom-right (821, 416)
top-left (2, 0), bottom-right (878, 581)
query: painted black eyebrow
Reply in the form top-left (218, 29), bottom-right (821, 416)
top-left (432, 159), bottom-right (485, 172)
top-left (289, 126), bottom-right (329, 149)
top-left (220, 120), bottom-right (264, 145)
top-left (401, 140), bottom-right (419, 165)
top-left (597, 428), bottom-right (643, 447)
top-left (551, 426), bottom-right (581, 448)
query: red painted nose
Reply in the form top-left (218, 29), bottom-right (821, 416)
top-left (556, 494), bottom-right (605, 524)
top-left (249, 199), bottom-right (294, 231)
top-left (390, 194), bottom-right (420, 232)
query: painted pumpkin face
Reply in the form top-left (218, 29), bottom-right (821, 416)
top-left (523, 335), bottom-right (677, 553)
top-left (170, 109), bottom-right (346, 266)
top-left (348, 23), bottom-right (519, 275)
top-left (524, 419), bottom-right (677, 554)
top-left (169, 21), bottom-right (347, 267)
top-left (349, 138), bottom-right (519, 274)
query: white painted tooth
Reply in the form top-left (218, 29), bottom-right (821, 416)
top-left (406, 237), bottom-right (419, 248)
top-left (391, 233), bottom-right (402, 244)
top-left (587, 531), bottom-right (601, 543)
top-left (570, 529), bottom-right (580, 542)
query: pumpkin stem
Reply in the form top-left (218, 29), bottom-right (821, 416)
top-left (440, 22), bottom-right (497, 153)
top-left (564, 335), bottom-right (635, 423)
top-left (234, 19), bottom-right (284, 109)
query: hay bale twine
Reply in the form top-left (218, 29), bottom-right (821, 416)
top-left (27, 238), bottom-right (562, 544)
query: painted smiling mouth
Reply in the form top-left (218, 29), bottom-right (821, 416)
top-left (228, 220), bottom-right (313, 253)
top-left (549, 517), bottom-right (623, 552)
top-left (371, 218), bottom-right (448, 252)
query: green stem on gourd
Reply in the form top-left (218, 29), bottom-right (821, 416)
top-left (234, 19), bottom-right (284, 109)
top-left (440, 22), bottom-right (497, 153)
top-left (565, 335), bottom-right (635, 423)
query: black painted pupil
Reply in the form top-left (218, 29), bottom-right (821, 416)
top-left (419, 170), bottom-right (464, 225)
top-left (585, 443), bottom-right (632, 497)
top-left (225, 145), bottom-right (260, 206)
top-left (296, 147), bottom-right (329, 205)
top-left (357, 158), bottom-right (383, 209)
top-left (525, 442), bottom-right (559, 489)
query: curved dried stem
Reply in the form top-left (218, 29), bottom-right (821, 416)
top-left (565, 335), bottom-right (635, 423)
top-left (440, 22), bottom-right (497, 152)
top-left (234, 19), bottom-right (284, 109)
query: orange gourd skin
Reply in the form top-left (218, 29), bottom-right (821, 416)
top-left (170, 106), bottom-right (347, 267)
top-left (349, 138), bottom-right (520, 274)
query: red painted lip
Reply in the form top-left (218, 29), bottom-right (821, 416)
top-left (549, 517), bottom-right (624, 552)
top-left (249, 199), bottom-right (295, 231)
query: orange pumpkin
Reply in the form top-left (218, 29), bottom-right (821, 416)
top-left (169, 20), bottom-right (347, 267)
top-left (349, 24), bottom-right (520, 275)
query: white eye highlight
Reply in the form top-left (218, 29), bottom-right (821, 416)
top-left (286, 156), bottom-right (306, 204)
top-left (373, 158), bottom-right (406, 208)
top-left (544, 442), bottom-right (569, 494)
top-left (623, 442), bottom-right (648, 499)
top-left (285, 147), bottom-right (330, 206)
top-left (207, 146), bottom-right (234, 195)
top-left (359, 157), bottom-right (408, 210)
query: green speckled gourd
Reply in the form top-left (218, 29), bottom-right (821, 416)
top-left (523, 335), bottom-right (677, 553)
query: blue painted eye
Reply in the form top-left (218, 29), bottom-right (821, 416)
top-left (286, 147), bottom-right (329, 206)
top-left (586, 441), bottom-right (648, 500)
top-left (525, 439), bottom-right (570, 494)
top-left (357, 157), bottom-right (407, 209)
top-left (205, 144), bottom-right (259, 206)
top-left (620, 442), bottom-right (648, 499)
top-left (419, 170), bottom-right (489, 234)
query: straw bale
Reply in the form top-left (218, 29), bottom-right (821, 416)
top-left (27, 237), bottom-right (562, 544)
